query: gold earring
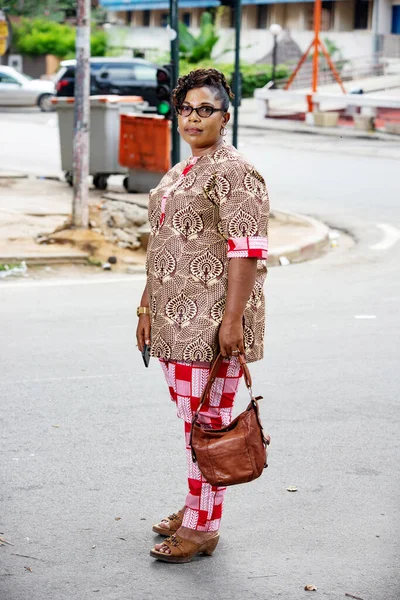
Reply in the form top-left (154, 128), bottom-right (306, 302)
top-left (220, 126), bottom-right (227, 137)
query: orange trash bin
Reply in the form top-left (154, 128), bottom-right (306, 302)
top-left (119, 114), bottom-right (171, 174)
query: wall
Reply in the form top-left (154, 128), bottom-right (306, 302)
top-left (45, 54), bottom-right (61, 76)
top-left (107, 25), bottom-right (171, 58)
top-left (20, 55), bottom-right (47, 79)
top-left (285, 29), bottom-right (376, 57)
top-left (1, 54), bottom-right (50, 78)
top-left (214, 28), bottom-right (377, 63)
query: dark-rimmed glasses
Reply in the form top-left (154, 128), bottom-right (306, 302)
top-left (176, 105), bottom-right (225, 118)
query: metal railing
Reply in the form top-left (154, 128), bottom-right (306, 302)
top-left (383, 34), bottom-right (400, 59)
top-left (276, 54), bottom-right (389, 90)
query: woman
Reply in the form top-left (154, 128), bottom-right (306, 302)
top-left (136, 68), bottom-right (269, 563)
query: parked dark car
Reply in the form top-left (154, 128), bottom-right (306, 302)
top-left (54, 57), bottom-right (159, 108)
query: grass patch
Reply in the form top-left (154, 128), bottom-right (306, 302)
top-left (87, 257), bottom-right (103, 267)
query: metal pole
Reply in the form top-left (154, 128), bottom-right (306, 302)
top-left (312, 0), bottom-right (321, 93)
top-left (372, 0), bottom-right (380, 67)
top-left (170, 0), bottom-right (180, 165)
top-left (72, 0), bottom-right (90, 228)
top-left (272, 34), bottom-right (277, 87)
top-left (232, 0), bottom-right (242, 149)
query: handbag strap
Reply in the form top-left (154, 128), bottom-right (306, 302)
top-left (191, 353), bottom-right (253, 426)
top-left (189, 353), bottom-right (268, 464)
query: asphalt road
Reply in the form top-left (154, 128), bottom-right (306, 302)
top-left (0, 109), bottom-right (399, 600)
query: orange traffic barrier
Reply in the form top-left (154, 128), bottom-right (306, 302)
top-left (51, 95), bottom-right (144, 105)
top-left (119, 114), bottom-right (171, 173)
top-left (96, 95), bottom-right (143, 104)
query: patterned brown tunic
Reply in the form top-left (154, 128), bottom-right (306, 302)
top-left (146, 143), bottom-right (269, 363)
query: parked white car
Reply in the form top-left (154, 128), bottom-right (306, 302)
top-left (0, 66), bottom-right (55, 112)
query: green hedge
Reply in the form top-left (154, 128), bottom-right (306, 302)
top-left (237, 63), bottom-right (289, 97)
top-left (179, 60), bottom-right (289, 98)
top-left (11, 18), bottom-right (107, 58)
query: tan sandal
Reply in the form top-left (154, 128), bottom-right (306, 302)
top-left (150, 533), bottom-right (220, 563)
top-left (152, 510), bottom-right (184, 536)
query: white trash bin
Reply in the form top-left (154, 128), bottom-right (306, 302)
top-left (52, 95), bottom-right (148, 189)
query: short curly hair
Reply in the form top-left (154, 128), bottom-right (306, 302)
top-left (172, 68), bottom-right (234, 112)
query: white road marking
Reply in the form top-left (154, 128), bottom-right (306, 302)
top-left (354, 315), bottom-right (377, 319)
top-left (0, 274), bottom-right (146, 290)
top-left (370, 223), bottom-right (400, 250)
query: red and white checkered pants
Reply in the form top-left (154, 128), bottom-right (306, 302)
top-left (160, 357), bottom-right (243, 532)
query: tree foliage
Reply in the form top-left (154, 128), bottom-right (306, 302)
top-left (179, 59), bottom-right (289, 98)
top-left (11, 18), bottom-right (107, 57)
top-left (179, 12), bottom-right (219, 64)
top-left (4, 0), bottom-right (77, 20)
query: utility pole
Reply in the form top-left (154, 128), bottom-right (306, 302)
top-left (232, 0), bottom-right (242, 149)
top-left (170, 0), bottom-right (180, 165)
top-left (372, 0), bottom-right (381, 67)
top-left (72, 0), bottom-right (90, 228)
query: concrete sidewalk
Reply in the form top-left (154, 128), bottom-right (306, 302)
top-left (0, 175), bottom-right (331, 275)
top-left (240, 107), bottom-right (400, 140)
top-left (240, 73), bottom-right (400, 141)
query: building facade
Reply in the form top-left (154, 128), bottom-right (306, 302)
top-left (100, 0), bottom-right (400, 63)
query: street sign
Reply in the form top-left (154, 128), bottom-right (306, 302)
top-left (0, 10), bottom-right (10, 57)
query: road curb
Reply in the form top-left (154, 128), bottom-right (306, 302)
top-left (240, 120), bottom-right (398, 142)
top-left (0, 251), bottom-right (89, 266)
top-left (0, 172), bottom-right (29, 179)
top-left (268, 210), bottom-right (330, 266)
top-left (0, 211), bottom-right (329, 270)
top-left (136, 209), bottom-right (330, 269)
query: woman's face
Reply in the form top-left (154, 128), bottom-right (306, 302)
top-left (177, 86), bottom-right (230, 152)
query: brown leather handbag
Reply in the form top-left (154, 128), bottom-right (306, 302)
top-left (189, 353), bottom-right (270, 487)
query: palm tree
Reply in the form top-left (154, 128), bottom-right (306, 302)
top-left (179, 12), bottom-right (219, 64)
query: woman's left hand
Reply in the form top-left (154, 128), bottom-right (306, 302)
top-left (219, 315), bottom-right (245, 358)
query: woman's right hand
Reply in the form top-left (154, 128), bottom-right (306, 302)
top-left (136, 314), bottom-right (151, 353)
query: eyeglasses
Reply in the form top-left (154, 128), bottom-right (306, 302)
top-left (176, 105), bottom-right (224, 118)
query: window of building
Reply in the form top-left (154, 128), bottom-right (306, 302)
top-left (306, 5), bottom-right (314, 29)
top-left (392, 5), bottom-right (400, 34)
top-left (321, 1), bottom-right (334, 30)
top-left (354, 0), bottom-right (369, 29)
top-left (161, 13), bottom-right (169, 28)
top-left (183, 12), bottom-right (191, 27)
top-left (143, 10), bottom-right (150, 27)
top-left (256, 4), bottom-right (269, 29)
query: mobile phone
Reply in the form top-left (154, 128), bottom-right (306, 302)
top-left (142, 343), bottom-right (151, 368)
